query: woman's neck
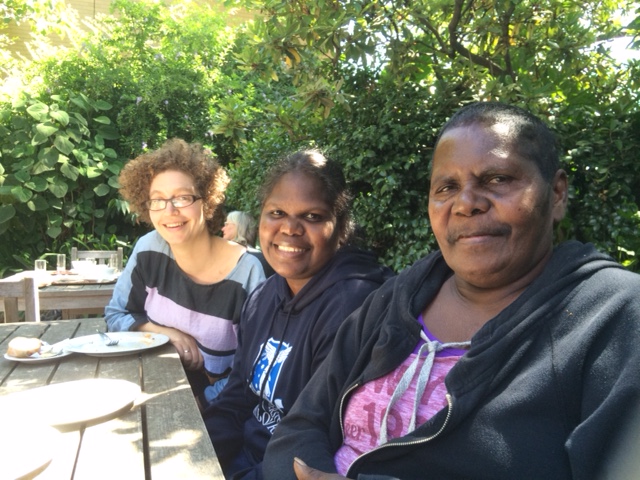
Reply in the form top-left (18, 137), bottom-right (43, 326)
top-left (423, 275), bottom-right (529, 343)
top-left (171, 233), bottom-right (219, 283)
top-left (171, 234), bottom-right (247, 285)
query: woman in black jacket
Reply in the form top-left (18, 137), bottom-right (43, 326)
top-left (203, 150), bottom-right (394, 479)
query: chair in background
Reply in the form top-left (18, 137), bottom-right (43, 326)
top-left (71, 247), bottom-right (124, 271)
top-left (0, 276), bottom-right (40, 323)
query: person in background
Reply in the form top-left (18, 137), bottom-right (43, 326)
top-left (105, 138), bottom-right (266, 398)
top-left (223, 210), bottom-right (275, 278)
top-left (202, 150), bottom-right (395, 479)
top-left (263, 102), bottom-right (640, 480)
top-left (222, 210), bottom-right (258, 247)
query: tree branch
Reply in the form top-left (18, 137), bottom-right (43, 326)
top-left (500, 1), bottom-right (516, 78)
top-left (448, 0), bottom-right (507, 77)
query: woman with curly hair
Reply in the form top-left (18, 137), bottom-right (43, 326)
top-left (105, 138), bottom-right (266, 397)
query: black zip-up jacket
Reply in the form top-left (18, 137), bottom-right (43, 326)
top-left (264, 241), bottom-right (640, 479)
top-left (204, 247), bottom-right (394, 479)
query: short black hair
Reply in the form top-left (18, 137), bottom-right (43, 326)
top-left (434, 102), bottom-right (559, 182)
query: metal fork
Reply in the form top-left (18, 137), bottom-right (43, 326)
top-left (97, 330), bottom-right (119, 346)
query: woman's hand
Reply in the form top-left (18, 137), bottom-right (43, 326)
top-left (294, 458), bottom-right (348, 480)
top-left (136, 323), bottom-right (203, 370)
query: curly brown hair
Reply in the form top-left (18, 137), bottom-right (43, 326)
top-left (118, 138), bottom-right (229, 235)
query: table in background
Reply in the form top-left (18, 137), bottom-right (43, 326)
top-left (39, 281), bottom-right (115, 318)
top-left (0, 271), bottom-right (116, 319)
top-left (0, 318), bottom-right (223, 479)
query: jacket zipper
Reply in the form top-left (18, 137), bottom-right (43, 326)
top-left (345, 392), bottom-right (454, 475)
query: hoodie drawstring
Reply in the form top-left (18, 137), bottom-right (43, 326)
top-left (378, 330), bottom-right (470, 445)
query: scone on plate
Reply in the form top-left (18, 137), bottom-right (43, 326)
top-left (6, 336), bottom-right (42, 358)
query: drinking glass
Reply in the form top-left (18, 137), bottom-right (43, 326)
top-left (108, 253), bottom-right (119, 272)
top-left (34, 259), bottom-right (47, 272)
top-left (56, 254), bottom-right (66, 272)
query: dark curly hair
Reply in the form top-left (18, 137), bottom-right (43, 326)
top-left (118, 138), bottom-right (229, 235)
top-left (259, 149), bottom-right (354, 246)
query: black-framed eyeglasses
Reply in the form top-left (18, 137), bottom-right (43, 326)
top-left (144, 195), bottom-right (202, 211)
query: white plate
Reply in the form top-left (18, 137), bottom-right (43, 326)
top-left (4, 349), bottom-right (73, 363)
top-left (0, 420), bottom-right (61, 479)
top-left (0, 379), bottom-right (140, 432)
top-left (65, 332), bottom-right (170, 357)
top-left (3, 340), bottom-right (74, 363)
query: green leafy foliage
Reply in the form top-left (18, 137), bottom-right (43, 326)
top-left (226, 0), bottom-right (640, 272)
top-left (35, 0), bottom-right (239, 160)
top-left (0, 90), bottom-right (135, 275)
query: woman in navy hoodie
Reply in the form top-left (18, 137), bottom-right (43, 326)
top-left (202, 150), bottom-right (394, 479)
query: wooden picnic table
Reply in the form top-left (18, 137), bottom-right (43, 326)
top-left (0, 317), bottom-right (224, 479)
top-left (0, 271), bottom-right (116, 319)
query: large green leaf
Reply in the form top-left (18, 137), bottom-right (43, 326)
top-left (93, 183), bottom-right (110, 196)
top-left (27, 196), bottom-right (50, 211)
top-left (54, 134), bottom-right (74, 155)
top-left (94, 100), bottom-right (113, 111)
top-left (48, 178), bottom-right (69, 198)
top-left (70, 96), bottom-right (89, 111)
top-left (71, 112), bottom-right (88, 126)
top-left (24, 176), bottom-right (48, 192)
top-left (14, 169), bottom-right (30, 182)
top-left (66, 127), bottom-right (83, 143)
top-left (0, 204), bottom-right (16, 224)
top-left (60, 162), bottom-right (80, 181)
top-left (32, 161), bottom-right (56, 175)
top-left (85, 166), bottom-right (103, 178)
top-left (31, 131), bottom-right (50, 145)
top-left (46, 224), bottom-right (62, 238)
top-left (50, 109), bottom-right (70, 126)
top-left (96, 125), bottom-right (120, 140)
top-left (26, 103), bottom-right (49, 121)
top-left (107, 176), bottom-right (121, 188)
top-left (36, 123), bottom-right (58, 136)
top-left (93, 116), bottom-right (111, 124)
top-left (10, 143), bottom-right (31, 158)
top-left (38, 147), bottom-right (60, 168)
top-left (10, 185), bottom-right (33, 202)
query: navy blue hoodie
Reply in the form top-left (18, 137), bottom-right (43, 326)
top-left (203, 247), bottom-right (394, 479)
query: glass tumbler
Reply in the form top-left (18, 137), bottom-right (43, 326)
top-left (56, 254), bottom-right (66, 272)
top-left (108, 253), bottom-right (119, 272)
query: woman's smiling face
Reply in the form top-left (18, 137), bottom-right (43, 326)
top-left (148, 170), bottom-right (206, 246)
top-left (259, 171), bottom-right (341, 295)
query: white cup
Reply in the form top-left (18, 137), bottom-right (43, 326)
top-left (34, 259), bottom-right (47, 272)
top-left (56, 254), bottom-right (66, 272)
